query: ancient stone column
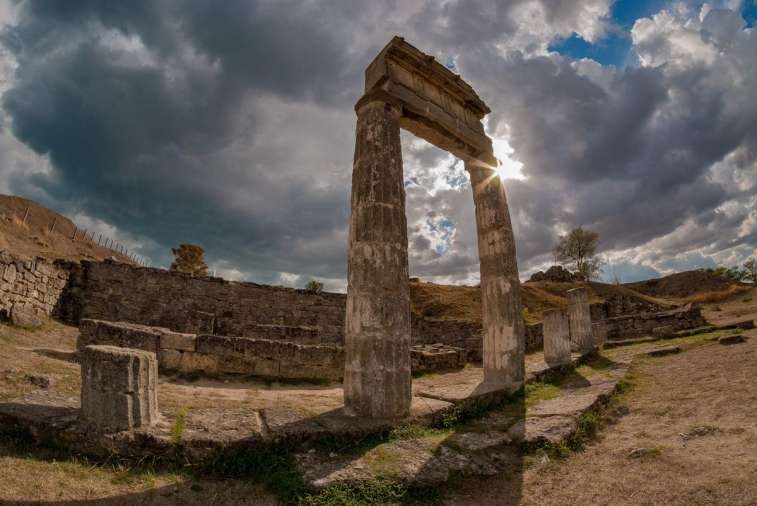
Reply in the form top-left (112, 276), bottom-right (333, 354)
top-left (567, 287), bottom-right (594, 354)
top-left (344, 98), bottom-right (411, 419)
top-left (543, 308), bottom-right (572, 367)
top-left (466, 162), bottom-right (525, 390)
top-left (592, 320), bottom-right (608, 348)
top-left (80, 345), bottom-right (159, 432)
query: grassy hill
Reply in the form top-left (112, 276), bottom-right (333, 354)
top-left (625, 270), bottom-right (750, 303)
top-left (410, 278), bottom-right (674, 325)
top-left (0, 194), bottom-right (134, 264)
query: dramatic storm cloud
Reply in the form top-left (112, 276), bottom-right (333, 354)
top-left (0, 0), bottom-right (755, 289)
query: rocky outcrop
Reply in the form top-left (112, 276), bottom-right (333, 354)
top-left (528, 265), bottom-right (577, 283)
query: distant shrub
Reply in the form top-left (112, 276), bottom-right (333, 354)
top-left (305, 280), bottom-right (324, 294)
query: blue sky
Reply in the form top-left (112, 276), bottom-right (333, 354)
top-left (549, 1), bottom-right (756, 66)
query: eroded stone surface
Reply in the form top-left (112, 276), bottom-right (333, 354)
top-left (568, 287), bottom-right (594, 354)
top-left (344, 99), bottom-right (412, 419)
top-left (10, 303), bottom-right (44, 328)
top-left (467, 162), bottom-right (525, 391)
top-left (719, 334), bottom-right (747, 345)
top-left (80, 345), bottom-right (158, 432)
top-left (543, 308), bottom-right (571, 367)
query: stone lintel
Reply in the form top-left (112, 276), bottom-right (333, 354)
top-left (360, 36), bottom-right (496, 167)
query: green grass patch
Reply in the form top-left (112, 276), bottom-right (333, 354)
top-left (524, 382), bottom-right (560, 409)
top-left (300, 479), bottom-right (439, 506)
top-left (433, 387), bottom-right (526, 429)
top-left (526, 361), bottom-right (638, 460)
top-left (170, 406), bottom-right (189, 445)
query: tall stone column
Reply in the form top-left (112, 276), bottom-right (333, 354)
top-left (567, 287), bottom-right (594, 354)
top-left (344, 98), bottom-right (411, 419)
top-left (466, 162), bottom-right (525, 390)
top-left (543, 308), bottom-right (572, 367)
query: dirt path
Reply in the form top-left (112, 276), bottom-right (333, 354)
top-left (444, 326), bottom-right (757, 505)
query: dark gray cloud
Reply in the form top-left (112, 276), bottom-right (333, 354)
top-left (0, 0), bottom-right (755, 288)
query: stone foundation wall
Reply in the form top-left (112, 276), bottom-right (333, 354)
top-left (604, 305), bottom-right (706, 341)
top-left (410, 344), bottom-right (466, 374)
top-left (0, 252), bottom-right (70, 324)
top-left (58, 260), bottom-right (497, 357)
top-left (79, 319), bottom-right (475, 381)
top-left (78, 319), bottom-right (345, 382)
top-left (59, 260), bottom-right (346, 341)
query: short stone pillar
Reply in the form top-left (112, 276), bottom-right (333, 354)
top-left (80, 345), bottom-right (159, 432)
top-left (344, 98), bottom-right (412, 419)
top-left (543, 308), bottom-right (572, 367)
top-left (567, 287), bottom-right (594, 354)
top-left (592, 321), bottom-right (608, 348)
top-left (466, 162), bottom-right (525, 390)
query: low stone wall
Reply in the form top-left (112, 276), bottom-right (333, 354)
top-left (79, 320), bottom-right (476, 381)
top-left (411, 344), bottom-right (466, 374)
top-left (78, 319), bottom-right (344, 382)
top-left (604, 305), bottom-right (706, 341)
top-left (0, 252), bottom-right (70, 325)
top-left (54, 260), bottom-right (569, 361)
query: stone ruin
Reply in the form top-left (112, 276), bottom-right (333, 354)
top-left (0, 38), bottom-right (714, 441)
top-left (344, 36), bottom-right (525, 418)
top-left (2, 39), bottom-right (741, 496)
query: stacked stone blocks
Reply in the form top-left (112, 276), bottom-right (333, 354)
top-left (0, 252), bottom-right (70, 327)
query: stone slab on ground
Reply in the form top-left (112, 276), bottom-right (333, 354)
top-left (604, 336), bottom-right (659, 349)
top-left (645, 345), bottom-right (682, 357)
top-left (718, 334), bottom-right (747, 345)
top-left (297, 361), bottom-right (630, 489)
top-left (717, 319), bottom-right (754, 330)
top-left (415, 353), bottom-right (584, 406)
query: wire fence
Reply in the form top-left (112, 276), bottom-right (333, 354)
top-left (13, 204), bottom-right (150, 267)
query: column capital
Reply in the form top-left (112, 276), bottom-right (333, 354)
top-left (354, 90), bottom-right (402, 117)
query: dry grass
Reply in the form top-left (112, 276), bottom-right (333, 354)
top-left (0, 194), bottom-right (134, 264)
top-left (409, 279), bottom-right (668, 325)
top-left (682, 284), bottom-right (752, 304)
top-left (442, 327), bottom-right (757, 505)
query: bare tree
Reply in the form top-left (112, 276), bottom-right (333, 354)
top-left (553, 227), bottom-right (602, 281)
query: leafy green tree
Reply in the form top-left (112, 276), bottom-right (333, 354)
top-left (170, 244), bottom-right (208, 277)
top-left (553, 227), bottom-right (602, 281)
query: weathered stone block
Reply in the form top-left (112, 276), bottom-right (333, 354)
top-left (180, 351), bottom-right (219, 373)
top-left (410, 344), bottom-right (466, 373)
top-left (160, 330), bottom-right (196, 351)
top-left (652, 325), bottom-right (674, 339)
top-left (10, 304), bottom-right (44, 328)
top-left (158, 349), bottom-right (182, 370)
top-left (543, 308), bottom-right (571, 367)
top-left (80, 345), bottom-right (159, 432)
top-left (591, 321), bottom-right (608, 348)
top-left (77, 319), bottom-right (161, 352)
top-left (567, 287), bottom-right (594, 354)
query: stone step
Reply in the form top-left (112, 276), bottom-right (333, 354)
top-left (604, 336), bottom-right (659, 349)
